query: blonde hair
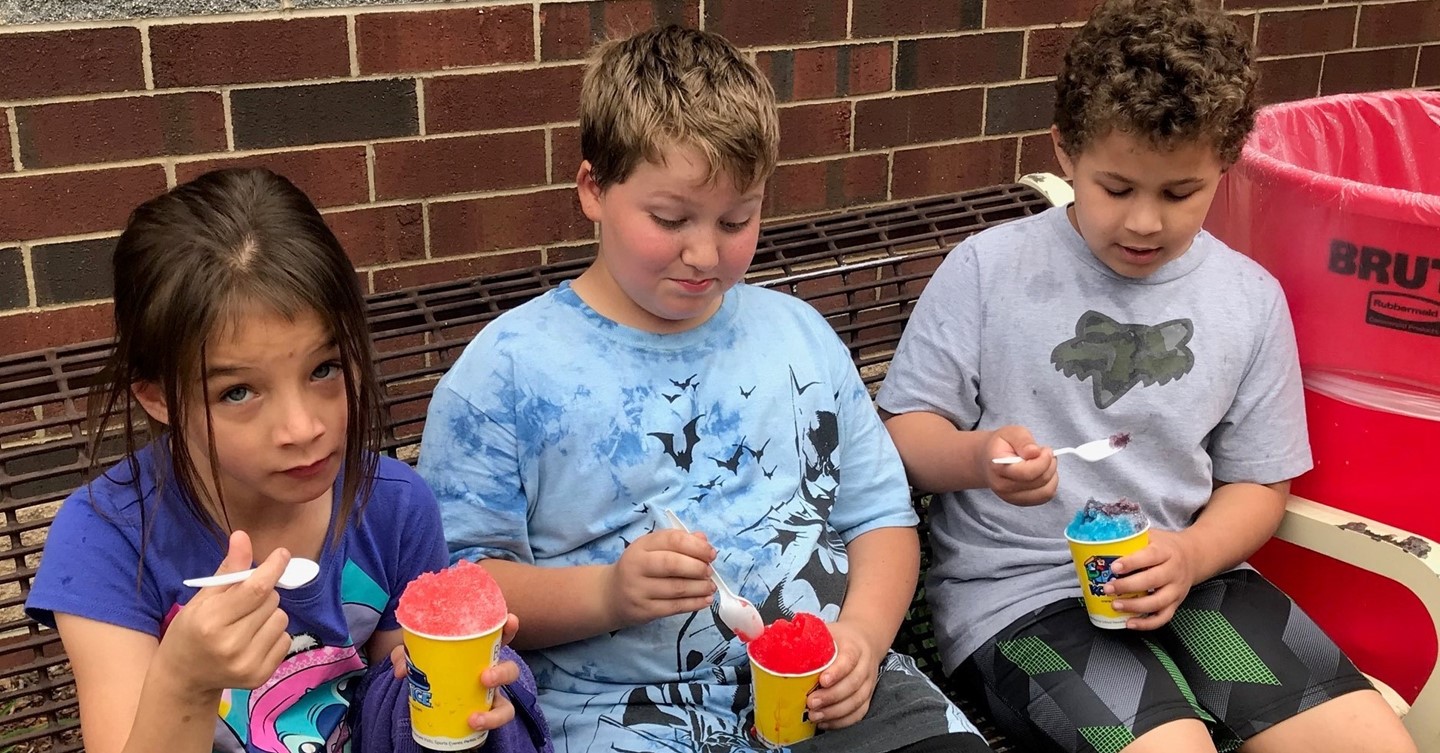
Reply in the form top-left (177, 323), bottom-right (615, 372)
top-left (580, 25), bottom-right (779, 192)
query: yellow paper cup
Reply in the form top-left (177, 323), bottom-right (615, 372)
top-left (399, 615), bottom-right (506, 751)
top-left (1066, 525), bottom-right (1150, 629)
top-left (748, 646), bottom-right (836, 749)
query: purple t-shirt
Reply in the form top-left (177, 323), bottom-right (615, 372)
top-left (26, 446), bottom-right (447, 753)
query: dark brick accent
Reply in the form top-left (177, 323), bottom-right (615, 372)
top-left (32, 237), bottom-right (115, 305)
top-left (1019, 132), bottom-right (1059, 177)
top-left (0, 118), bottom-right (11, 174)
top-left (0, 248), bottom-right (25, 310)
top-left (1256, 55), bottom-right (1322, 105)
top-left (176, 146), bottom-right (370, 209)
top-left (429, 188), bottom-right (592, 256)
top-left (16, 93), bottom-right (227, 169)
top-left (852, 0), bottom-right (981, 36)
top-left (540, 0), bottom-right (699, 60)
top-left (777, 102), bottom-right (851, 160)
top-left (426, 66), bottom-right (584, 133)
top-left (1320, 47), bottom-right (1420, 95)
top-left (987, 0), bottom-right (1099, 27)
top-left (985, 81), bottom-right (1055, 135)
top-left (1228, 0), bottom-right (1303, 8)
top-left (0, 302), bottom-right (113, 356)
top-left (372, 252), bottom-right (545, 292)
top-left (756, 43), bottom-right (892, 103)
top-left (231, 79), bottom-right (418, 150)
top-left (551, 126), bottom-right (582, 182)
top-left (892, 139), bottom-right (1018, 199)
top-left (1357, 1), bottom-right (1440, 47)
top-left (323, 204), bottom-right (426, 267)
top-left (706, 0), bottom-right (847, 46)
top-left (150, 17), bottom-right (350, 87)
top-left (0, 166), bottom-right (167, 242)
top-left (1026, 26), bottom-right (1079, 78)
top-left (1257, 7), bottom-right (1357, 56)
top-left (897, 32), bottom-right (1023, 89)
top-left (357, 6), bottom-right (535, 74)
top-left (1420, 45), bottom-right (1440, 87)
top-left (0, 28), bottom-right (144, 101)
top-left (764, 154), bottom-right (888, 218)
top-left (373, 131), bottom-right (548, 200)
top-left (854, 90), bottom-right (984, 150)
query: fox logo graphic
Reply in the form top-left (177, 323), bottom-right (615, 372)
top-left (1051, 311), bottom-right (1195, 409)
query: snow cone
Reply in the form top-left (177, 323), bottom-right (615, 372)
top-left (746, 613), bottom-right (836, 748)
top-left (395, 559), bottom-right (509, 750)
top-left (1065, 498), bottom-right (1150, 629)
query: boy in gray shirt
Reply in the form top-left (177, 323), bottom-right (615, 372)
top-left (876, 1), bottom-right (1416, 752)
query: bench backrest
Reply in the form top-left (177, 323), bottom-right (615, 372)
top-left (0, 183), bottom-right (1049, 751)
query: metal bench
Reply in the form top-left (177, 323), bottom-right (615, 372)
top-left (2, 178), bottom-right (1435, 752)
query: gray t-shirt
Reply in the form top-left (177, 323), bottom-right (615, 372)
top-left (876, 206), bottom-right (1312, 671)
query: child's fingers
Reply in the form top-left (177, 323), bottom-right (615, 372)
top-left (468, 692), bottom-right (516, 732)
top-left (481, 659), bottom-right (522, 689)
top-left (647, 529), bottom-right (718, 563)
top-left (499, 613), bottom-right (520, 646)
top-left (390, 644), bottom-right (409, 679)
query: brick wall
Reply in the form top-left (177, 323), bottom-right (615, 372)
top-left (0, 0), bottom-right (1436, 357)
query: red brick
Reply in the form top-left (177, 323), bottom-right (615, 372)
top-left (1357, 1), bottom-right (1440, 47)
top-left (426, 66), bottom-right (584, 133)
top-left (175, 147), bottom-right (370, 209)
top-left (854, 90), bottom-right (984, 150)
top-left (0, 117), bottom-right (11, 174)
top-left (0, 28), bottom-right (144, 101)
top-left (1320, 47), bottom-right (1420, 95)
top-left (892, 139), bottom-right (1018, 199)
top-left (16, 93), bottom-right (226, 170)
top-left (897, 33), bottom-right (1023, 89)
top-left (0, 303), bottom-right (113, 357)
top-left (548, 242), bottom-right (597, 264)
top-left (0, 166), bottom-right (167, 242)
top-left (429, 188), bottom-right (592, 256)
top-left (853, 0), bottom-right (981, 36)
top-left (1227, 0), bottom-right (1301, 9)
top-left (372, 252), bottom-right (544, 292)
top-left (374, 132), bottom-right (547, 200)
top-left (763, 154), bottom-right (888, 218)
top-left (1019, 132), bottom-right (1060, 177)
top-left (357, 6), bottom-right (535, 74)
top-left (987, 0), bottom-right (1100, 28)
top-left (757, 43), bottom-right (892, 103)
top-left (324, 204), bottom-right (426, 267)
top-left (705, 0), bottom-right (847, 46)
top-left (1230, 13), bottom-right (1257, 45)
top-left (540, 0), bottom-right (699, 61)
top-left (1257, 8), bottom-right (1356, 57)
top-left (150, 17), bottom-right (349, 87)
top-left (1255, 56), bottom-right (1322, 106)
top-left (1420, 45), bottom-right (1440, 87)
top-left (778, 103), bottom-right (851, 160)
top-left (1027, 26), bottom-right (1080, 78)
top-left (551, 126), bottom-right (582, 182)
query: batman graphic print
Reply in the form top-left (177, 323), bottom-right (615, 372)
top-left (420, 281), bottom-right (980, 752)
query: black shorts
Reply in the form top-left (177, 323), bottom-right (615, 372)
top-left (956, 570), bottom-right (1373, 753)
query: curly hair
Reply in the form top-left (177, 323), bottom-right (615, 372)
top-left (580, 25), bottom-right (779, 192)
top-left (1054, 0), bottom-right (1257, 165)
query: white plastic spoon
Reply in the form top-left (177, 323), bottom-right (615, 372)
top-left (183, 557), bottom-right (321, 590)
top-left (662, 508), bottom-right (766, 642)
top-left (992, 432), bottom-right (1131, 465)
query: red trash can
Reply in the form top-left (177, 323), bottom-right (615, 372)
top-left (1206, 89), bottom-right (1440, 702)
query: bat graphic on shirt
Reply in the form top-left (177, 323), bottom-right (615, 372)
top-left (710, 444), bottom-right (746, 474)
top-left (648, 414), bottom-right (704, 471)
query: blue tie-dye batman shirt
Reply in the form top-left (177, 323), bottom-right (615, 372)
top-left (418, 281), bottom-right (927, 751)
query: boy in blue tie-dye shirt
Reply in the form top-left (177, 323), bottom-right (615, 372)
top-left (418, 25), bottom-right (991, 753)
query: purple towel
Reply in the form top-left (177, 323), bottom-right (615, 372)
top-left (352, 646), bottom-right (552, 753)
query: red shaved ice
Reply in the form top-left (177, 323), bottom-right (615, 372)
top-left (747, 613), bottom-right (835, 674)
top-left (396, 559), bottom-right (508, 637)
